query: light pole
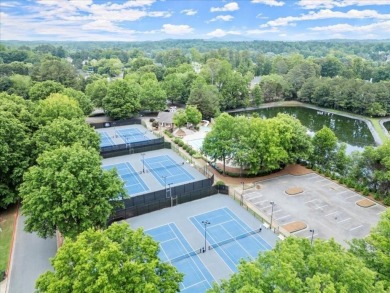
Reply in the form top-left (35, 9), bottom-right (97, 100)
top-left (202, 220), bottom-right (210, 253)
top-left (270, 201), bottom-right (275, 229)
top-left (168, 183), bottom-right (173, 207)
top-left (162, 176), bottom-right (167, 197)
top-left (141, 153), bottom-right (145, 173)
top-left (310, 229), bottom-right (315, 245)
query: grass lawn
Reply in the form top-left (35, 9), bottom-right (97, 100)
top-left (0, 205), bottom-right (17, 274)
top-left (369, 118), bottom-right (390, 144)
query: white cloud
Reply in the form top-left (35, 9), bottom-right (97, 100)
top-left (251, 0), bottom-right (285, 6)
top-left (310, 20), bottom-right (390, 33)
top-left (298, 0), bottom-right (390, 9)
top-left (0, 1), bottom-right (20, 7)
top-left (181, 9), bottom-right (197, 16)
top-left (256, 13), bottom-right (269, 19)
top-left (261, 9), bottom-right (390, 27)
top-left (210, 2), bottom-right (239, 12)
top-left (161, 24), bottom-right (194, 35)
top-left (209, 15), bottom-right (234, 22)
top-left (246, 27), bottom-right (280, 34)
top-left (148, 11), bottom-right (172, 18)
top-left (206, 29), bottom-right (241, 37)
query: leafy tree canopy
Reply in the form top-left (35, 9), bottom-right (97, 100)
top-left (36, 222), bottom-right (183, 293)
top-left (20, 144), bottom-right (125, 238)
top-left (210, 237), bottom-right (386, 293)
top-left (34, 93), bottom-right (84, 126)
top-left (349, 209), bottom-right (390, 289)
top-left (102, 79), bottom-right (141, 120)
top-left (61, 87), bottom-right (93, 116)
top-left (28, 80), bottom-right (64, 101)
top-left (32, 117), bottom-right (100, 159)
top-left (0, 111), bottom-right (32, 208)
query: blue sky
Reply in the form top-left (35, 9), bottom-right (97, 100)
top-left (1, 0), bottom-right (389, 41)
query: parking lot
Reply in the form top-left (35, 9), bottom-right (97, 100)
top-left (242, 173), bottom-right (387, 246)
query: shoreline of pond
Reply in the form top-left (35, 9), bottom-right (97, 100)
top-left (227, 101), bottom-right (389, 146)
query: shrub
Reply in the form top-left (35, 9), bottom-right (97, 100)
top-left (383, 197), bottom-right (390, 206)
top-left (177, 140), bottom-right (184, 147)
top-left (215, 180), bottom-right (225, 186)
top-left (362, 188), bottom-right (369, 196)
top-left (152, 121), bottom-right (159, 128)
top-left (149, 118), bottom-right (155, 122)
top-left (189, 149), bottom-right (196, 156)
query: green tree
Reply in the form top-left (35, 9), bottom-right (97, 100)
top-left (102, 79), bottom-right (141, 120)
top-left (251, 84), bottom-right (263, 107)
top-left (32, 117), bottom-right (100, 159)
top-left (172, 109), bottom-right (187, 128)
top-left (310, 126), bottom-right (338, 170)
top-left (162, 73), bottom-right (186, 105)
top-left (20, 144), bottom-right (125, 239)
top-left (7, 74), bottom-right (32, 99)
top-left (34, 93), bottom-right (84, 126)
top-left (61, 87), bottom-right (93, 116)
top-left (187, 78), bottom-right (220, 120)
top-left (96, 58), bottom-right (123, 77)
top-left (28, 80), bottom-right (64, 101)
top-left (139, 74), bottom-right (167, 112)
top-left (85, 78), bottom-right (108, 108)
top-left (210, 237), bottom-right (385, 293)
top-left (202, 113), bottom-right (235, 174)
top-left (0, 112), bottom-right (32, 208)
top-left (35, 222), bottom-right (183, 293)
top-left (349, 209), bottom-right (390, 289)
top-left (185, 105), bottom-right (202, 126)
top-left (32, 56), bottom-right (80, 89)
top-left (260, 74), bottom-right (292, 102)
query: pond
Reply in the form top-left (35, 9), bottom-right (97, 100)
top-left (236, 107), bottom-right (376, 153)
top-left (384, 121), bottom-right (390, 133)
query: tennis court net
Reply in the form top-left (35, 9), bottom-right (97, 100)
top-left (168, 248), bottom-right (203, 263)
top-left (208, 229), bottom-right (261, 250)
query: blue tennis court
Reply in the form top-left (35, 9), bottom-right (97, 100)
top-left (146, 223), bottom-right (214, 293)
top-left (144, 155), bottom-right (194, 186)
top-left (99, 132), bottom-right (115, 148)
top-left (103, 162), bottom-right (149, 196)
top-left (191, 207), bottom-right (272, 272)
top-left (117, 128), bottom-right (149, 144)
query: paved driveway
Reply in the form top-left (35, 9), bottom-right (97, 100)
top-left (7, 215), bottom-right (56, 293)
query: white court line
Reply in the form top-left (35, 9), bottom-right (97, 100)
top-left (338, 218), bottom-right (351, 223)
top-left (350, 225), bottom-right (363, 231)
top-left (314, 204), bottom-right (328, 210)
top-left (275, 214), bottom-right (291, 220)
top-left (345, 195), bottom-right (358, 199)
top-left (325, 211), bottom-right (338, 217)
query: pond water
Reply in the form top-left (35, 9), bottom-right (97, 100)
top-left (384, 121), bottom-right (390, 132)
top-left (235, 107), bottom-right (375, 154)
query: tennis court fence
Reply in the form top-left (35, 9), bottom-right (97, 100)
top-left (101, 139), bottom-right (169, 158)
top-left (108, 175), bottom-right (217, 223)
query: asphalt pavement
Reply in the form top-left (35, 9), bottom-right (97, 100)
top-left (7, 215), bottom-right (56, 293)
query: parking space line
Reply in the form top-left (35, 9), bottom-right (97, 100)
top-left (336, 190), bottom-right (349, 195)
top-left (345, 195), bottom-right (358, 199)
top-left (349, 225), bottom-right (363, 231)
top-left (325, 211), bottom-right (338, 217)
top-left (275, 214), bottom-right (291, 220)
top-left (314, 204), bottom-right (328, 210)
top-left (315, 179), bottom-right (327, 183)
top-left (304, 199), bottom-right (317, 203)
top-left (306, 233), bottom-right (318, 238)
top-left (337, 218), bottom-right (351, 223)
